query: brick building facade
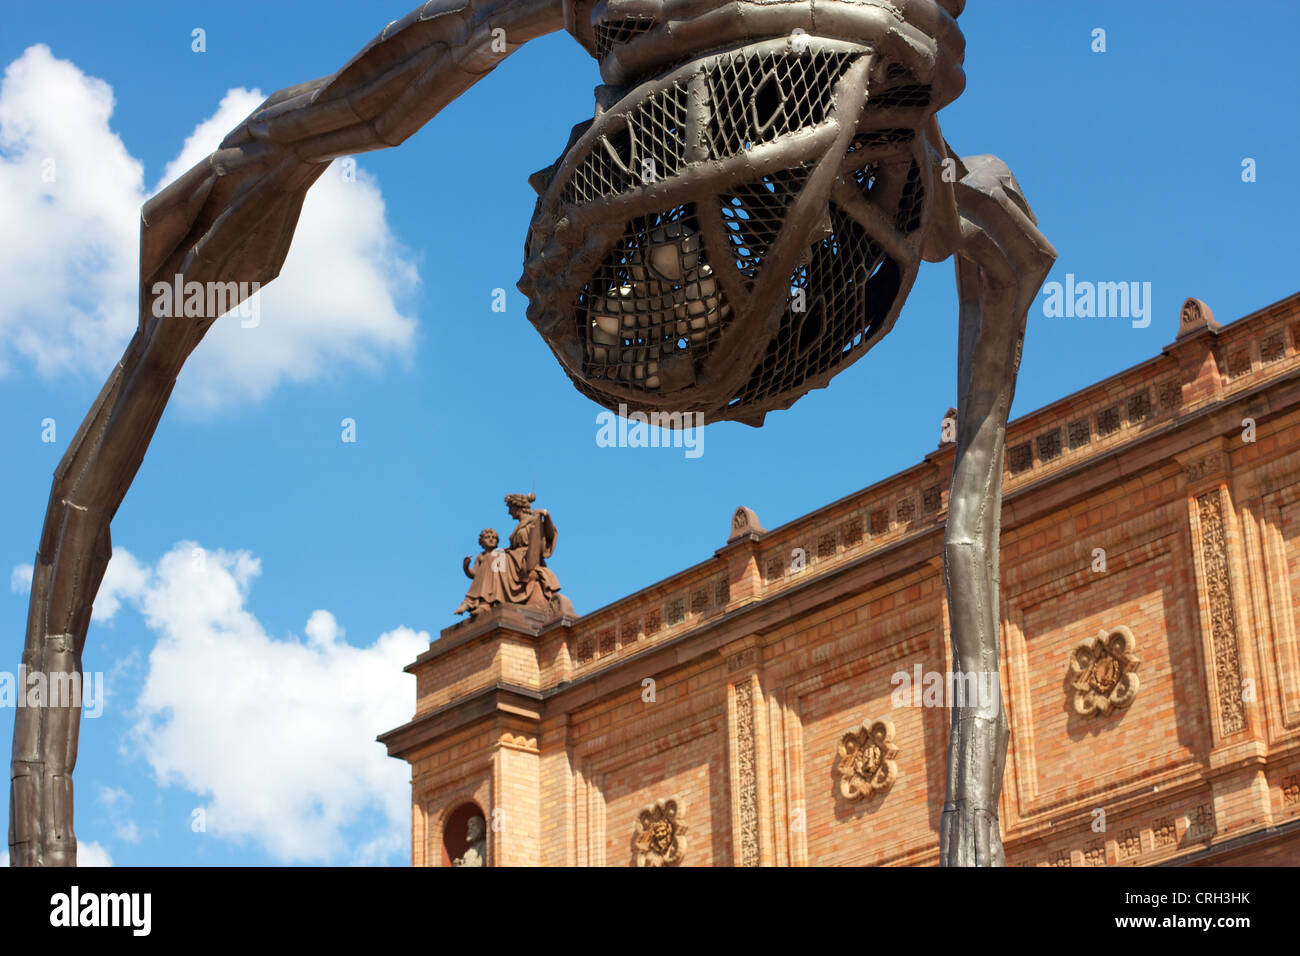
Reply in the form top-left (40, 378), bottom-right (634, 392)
top-left (381, 292), bottom-right (1300, 866)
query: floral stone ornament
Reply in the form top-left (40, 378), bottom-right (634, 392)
top-left (632, 796), bottom-right (688, 867)
top-left (837, 719), bottom-right (899, 801)
top-left (1070, 626), bottom-right (1141, 716)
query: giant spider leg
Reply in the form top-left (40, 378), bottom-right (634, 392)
top-left (938, 154), bottom-right (1056, 866)
top-left (13, 0), bottom-right (1058, 871)
top-left (9, 0), bottom-right (565, 868)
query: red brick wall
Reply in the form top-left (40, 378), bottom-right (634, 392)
top-left (385, 292), bottom-right (1300, 867)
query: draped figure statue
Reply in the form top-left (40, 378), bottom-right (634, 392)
top-left (455, 494), bottom-right (569, 618)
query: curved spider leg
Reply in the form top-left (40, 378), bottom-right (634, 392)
top-left (938, 154), bottom-right (1056, 867)
top-left (10, 0), bottom-right (565, 867)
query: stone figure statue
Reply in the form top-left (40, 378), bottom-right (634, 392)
top-left (12, 0), bottom-right (1055, 867)
top-left (451, 816), bottom-right (486, 867)
top-left (454, 494), bottom-right (570, 618)
top-left (457, 528), bottom-right (501, 609)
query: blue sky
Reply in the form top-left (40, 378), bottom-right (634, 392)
top-left (1, 1), bottom-right (1296, 866)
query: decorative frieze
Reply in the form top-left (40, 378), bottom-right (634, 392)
top-left (1118, 828), bottom-right (1141, 859)
top-left (817, 531), bottom-right (837, 558)
top-left (1036, 428), bottom-right (1062, 462)
top-left (1096, 405), bottom-right (1121, 437)
top-left (1260, 331), bottom-right (1285, 363)
top-left (836, 719), bottom-right (898, 801)
top-left (1186, 803), bottom-right (1216, 842)
top-left (1152, 817), bottom-right (1176, 848)
top-left (1008, 440), bottom-right (1033, 474)
top-left (842, 515), bottom-right (864, 545)
top-left (734, 681), bottom-right (760, 867)
top-left (896, 496), bottom-right (916, 524)
top-left (497, 732), bottom-right (538, 752)
top-left (713, 576), bottom-right (730, 607)
top-left (726, 646), bottom-right (758, 673)
top-left (1069, 626), bottom-right (1141, 716)
top-left (1224, 347), bottom-right (1252, 380)
top-left (632, 797), bottom-right (688, 867)
top-left (1196, 490), bottom-right (1247, 736)
top-left (1184, 452), bottom-right (1226, 484)
top-left (1126, 389), bottom-right (1153, 424)
top-left (665, 596), bottom-right (685, 626)
top-left (620, 617), bottom-right (640, 646)
top-left (1157, 379), bottom-right (1182, 411)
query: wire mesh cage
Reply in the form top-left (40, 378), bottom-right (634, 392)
top-left (520, 32), bottom-right (943, 426)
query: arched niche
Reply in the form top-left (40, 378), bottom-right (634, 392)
top-left (441, 802), bottom-right (487, 867)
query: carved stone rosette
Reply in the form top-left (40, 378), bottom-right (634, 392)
top-left (632, 797), bottom-right (688, 867)
top-left (836, 719), bottom-right (898, 801)
top-left (1070, 626), bottom-right (1141, 716)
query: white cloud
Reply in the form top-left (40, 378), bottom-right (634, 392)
top-left (0, 45), bottom-right (419, 409)
top-left (96, 785), bottom-right (140, 844)
top-left (0, 842), bottom-right (110, 865)
top-left (0, 44), bottom-right (141, 379)
top-left (77, 840), bottom-right (113, 867)
top-left (101, 542), bottom-right (426, 864)
top-left (93, 548), bottom-right (148, 622)
top-left (2, 842), bottom-right (113, 865)
top-left (162, 90), bottom-right (420, 410)
top-left (9, 563), bottom-right (32, 594)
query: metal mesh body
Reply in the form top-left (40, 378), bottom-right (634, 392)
top-left (521, 11), bottom-right (960, 424)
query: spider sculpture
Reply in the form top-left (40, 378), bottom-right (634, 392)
top-left (10, 0), bottom-right (1055, 867)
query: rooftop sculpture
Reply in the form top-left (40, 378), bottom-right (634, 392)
top-left (11, 0), bottom-right (1055, 867)
top-left (454, 494), bottom-right (571, 618)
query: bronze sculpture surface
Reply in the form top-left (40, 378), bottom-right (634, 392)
top-left (11, 0), bottom-right (1054, 867)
